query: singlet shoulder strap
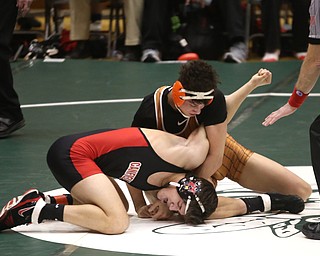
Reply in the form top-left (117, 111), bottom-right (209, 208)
top-left (154, 86), bottom-right (170, 130)
top-left (153, 86), bottom-right (200, 138)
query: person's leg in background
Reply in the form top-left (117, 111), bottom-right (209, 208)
top-left (0, 0), bottom-right (25, 138)
top-left (67, 0), bottom-right (91, 58)
top-left (290, 0), bottom-right (310, 60)
top-left (310, 115), bottom-right (320, 197)
top-left (90, 0), bottom-right (105, 31)
top-left (140, 0), bottom-right (173, 62)
top-left (122, 0), bottom-right (144, 61)
top-left (260, 0), bottom-right (281, 62)
top-left (220, 0), bottom-right (248, 63)
top-left (302, 114), bottom-right (320, 239)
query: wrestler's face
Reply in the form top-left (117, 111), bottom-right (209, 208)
top-left (179, 100), bottom-right (205, 117)
top-left (157, 187), bottom-right (186, 215)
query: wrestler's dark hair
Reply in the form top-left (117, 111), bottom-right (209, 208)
top-left (182, 173), bottom-right (218, 225)
top-left (178, 60), bottom-right (220, 93)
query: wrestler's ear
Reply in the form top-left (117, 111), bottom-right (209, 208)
top-left (207, 97), bottom-right (213, 105)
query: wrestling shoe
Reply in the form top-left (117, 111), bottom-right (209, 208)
top-left (268, 193), bottom-right (305, 214)
top-left (0, 189), bottom-right (46, 231)
top-left (302, 222), bottom-right (320, 240)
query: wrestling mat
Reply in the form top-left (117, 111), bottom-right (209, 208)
top-left (11, 166), bottom-right (320, 256)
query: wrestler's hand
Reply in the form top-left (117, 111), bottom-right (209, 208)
top-left (17, 0), bottom-right (33, 16)
top-left (137, 205), bottom-right (153, 218)
top-left (148, 201), bottom-right (174, 220)
top-left (262, 102), bottom-right (297, 126)
top-left (250, 68), bottom-right (272, 88)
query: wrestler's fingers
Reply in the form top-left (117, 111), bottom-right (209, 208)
top-left (258, 68), bottom-right (266, 74)
top-left (262, 110), bottom-right (284, 126)
top-left (262, 116), bottom-right (276, 126)
top-left (148, 204), bottom-right (159, 215)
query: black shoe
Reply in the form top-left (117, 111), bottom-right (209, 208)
top-left (66, 40), bottom-right (91, 59)
top-left (302, 222), bottom-right (320, 240)
top-left (0, 117), bottom-right (25, 138)
top-left (269, 193), bottom-right (305, 214)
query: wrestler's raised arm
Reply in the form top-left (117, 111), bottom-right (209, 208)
top-left (226, 68), bottom-right (272, 124)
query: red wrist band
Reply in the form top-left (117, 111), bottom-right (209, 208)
top-left (288, 87), bottom-right (309, 108)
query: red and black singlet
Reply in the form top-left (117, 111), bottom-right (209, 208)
top-left (47, 127), bottom-right (186, 191)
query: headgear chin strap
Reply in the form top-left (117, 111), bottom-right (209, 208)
top-left (172, 81), bottom-right (214, 107)
top-left (170, 175), bottom-right (205, 214)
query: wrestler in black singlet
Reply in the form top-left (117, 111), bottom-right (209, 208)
top-left (131, 86), bottom-right (227, 134)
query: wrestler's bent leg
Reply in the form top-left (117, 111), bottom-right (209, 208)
top-left (67, 174), bottom-right (129, 234)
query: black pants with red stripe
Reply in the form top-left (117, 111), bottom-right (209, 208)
top-left (310, 114), bottom-right (320, 195)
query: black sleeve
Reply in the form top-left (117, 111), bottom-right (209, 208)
top-left (200, 88), bottom-right (227, 126)
top-left (309, 37), bottom-right (320, 44)
top-left (131, 94), bottom-right (157, 128)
